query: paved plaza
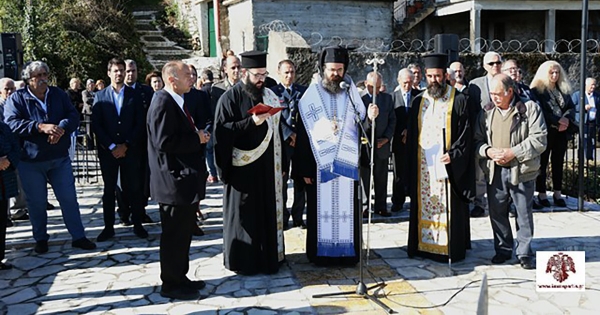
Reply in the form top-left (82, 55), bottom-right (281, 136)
top-left (1, 176), bottom-right (600, 314)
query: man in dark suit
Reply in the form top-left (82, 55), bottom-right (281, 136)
top-left (118, 59), bottom-right (155, 225)
top-left (92, 58), bottom-right (148, 241)
top-left (361, 72), bottom-right (396, 217)
top-left (207, 55), bottom-right (241, 183)
top-left (468, 51), bottom-right (503, 218)
top-left (572, 77), bottom-right (598, 161)
top-left (270, 59), bottom-right (307, 229)
top-left (147, 61), bottom-right (210, 300)
top-left (391, 68), bottom-right (420, 212)
top-left (184, 63), bottom-right (213, 236)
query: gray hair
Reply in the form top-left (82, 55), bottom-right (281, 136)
top-left (447, 68), bottom-right (456, 81)
top-left (86, 79), bottom-right (95, 85)
top-left (124, 59), bottom-right (137, 68)
top-left (0, 77), bottom-right (14, 88)
top-left (21, 61), bottom-right (50, 82)
top-left (483, 51), bottom-right (502, 64)
top-left (397, 68), bottom-right (414, 81)
top-left (490, 73), bottom-right (516, 93)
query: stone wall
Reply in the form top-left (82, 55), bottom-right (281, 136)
top-left (226, 0), bottom-right (255, 53)
top-left (285, 49), bottom-right (600, 91)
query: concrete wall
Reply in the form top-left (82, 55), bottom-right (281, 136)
top-left (173, 0), bottom-right (212, 56)
top-left (266, 31), bottom-right (311, 80)
top-left (227, 0), bottom-right (255, 53)
top-left (253, 0), bottom-right (394, 50)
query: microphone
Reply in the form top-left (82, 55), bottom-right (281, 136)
top-left (339, 80), bottom-right (350, 90)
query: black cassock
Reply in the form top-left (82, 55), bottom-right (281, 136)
top-left (214, 83), bottom-right (283, 275)
top-left (406, 89), bottom-right (474, 263)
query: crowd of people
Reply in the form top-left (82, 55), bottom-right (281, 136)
top-left (0, 46), bottom-right (596, 300)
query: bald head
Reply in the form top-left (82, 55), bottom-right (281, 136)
top-left (489, 73), bottom-right (515, 109)
top-left (0, 77), bottom-right (16, 101)
top-left (366, 72), bottom-right (382, 95)
top-left (449, 61), bottom-right (465, 84)
top-left (162, 61), bottom-right (193, 95)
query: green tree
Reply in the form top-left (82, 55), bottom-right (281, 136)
top-left (0, 0), bottom-right (152, 87)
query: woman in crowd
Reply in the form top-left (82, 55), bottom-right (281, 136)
top-left (0, 120), bottom-right (20, 270)
top-left (530, 60), bottom-right (576, 207)
top-left (95, 79), bottom-right (106, 91)
top-left (145, 71), bottom-right (164, 92)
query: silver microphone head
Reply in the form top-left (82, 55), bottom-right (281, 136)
top-left (339, 81), bottom-right (350, 90)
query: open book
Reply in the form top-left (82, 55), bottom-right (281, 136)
top-left (247, 103), bottom-right (285, 115)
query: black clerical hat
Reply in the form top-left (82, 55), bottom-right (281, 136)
top-left (240, 50), bottom-right (267, 68)
top-left (422, 53), bottom-right (448, 70)
top-left (319, 46), bottom-right (349, 72)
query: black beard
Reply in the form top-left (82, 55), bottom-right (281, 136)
top-left (322, 75), bottom-right (343, 94)
top-left (243, 80), bottom-right (263, 102)
top-left (427, 81), bottom-right (446, 99)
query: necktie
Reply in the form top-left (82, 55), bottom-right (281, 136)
top-left (183, 104), bottom-right (196, 130)
top-left (405, 93), bottom-right (410, 112)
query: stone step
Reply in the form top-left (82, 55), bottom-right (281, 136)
top-left (142, 40), bottom-right (178, 47)
top-left (137, 30), bottom-right (162, 36)
top-left (143, 48), bottom-right (192, 55)
top-left (136, 24), bottom-right (158, 31)
top-left (140, 35), bottom-right (169, 42)
top-left (134, 19), bottom-right (154, 25)
top-left (132, 10), bottom-right (158, 16)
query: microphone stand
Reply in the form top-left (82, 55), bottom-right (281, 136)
top-left (442, 128), bottom-right (452, 273)
top-left (313, 58), bottom-right (394, 315)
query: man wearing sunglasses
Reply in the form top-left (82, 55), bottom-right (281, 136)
top-left (468, 51), bottom-right (503, 218)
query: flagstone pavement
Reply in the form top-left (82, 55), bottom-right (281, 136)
top-left (1, 176), bottom-right (600, 315)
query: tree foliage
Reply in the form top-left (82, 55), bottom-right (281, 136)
top-left (0, 0), bottom-right (152, 87)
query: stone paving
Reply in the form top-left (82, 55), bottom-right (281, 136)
top-left (2, 174), bottom-right (600, 314)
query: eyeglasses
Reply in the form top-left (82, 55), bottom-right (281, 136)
top-left (325, 68), bottom-right (345, 75)
top-left (487, 61), bottom-right (502, 66)
top-left (503, 66), bottom-right (518, 72)
top-left (247, 70), bottom-right (269, 79)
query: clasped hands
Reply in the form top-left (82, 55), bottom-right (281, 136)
top-left (557, 117), bottom-right (570, 132)
top-left (38, 123), bottom-right (65, 145)
top-left (0, 156), bottom-right (10, 171)
top-left (197, 129), bottom-right (210, 144)
top-left (487, 147), bottom-right (516, 165)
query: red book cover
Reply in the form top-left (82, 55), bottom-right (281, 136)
top-left (247, 103), bottom-right (284, 115)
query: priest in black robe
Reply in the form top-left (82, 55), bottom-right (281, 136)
top-left (213, 51), bottom-right (286, 275)
top-left (406, 53), bottom-right (473, 263)
top-left (293, 46), bottom-right (378, 266)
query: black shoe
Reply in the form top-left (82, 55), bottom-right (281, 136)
top-left (491, 254), bottom-right (511, 264)
top-left (46, 202), bottom-right (55, 210)
top-left (362, 210), bottom-right (370, 218)
top-left (192, 224), bottom-right (205, 236)
top-left (553, 196), bottom-right (567, 207)
top-left (133, 225), bottom-right (148, 239)
top-left (6, 219), bottom-right (13, 228)
top-left (519, 257), bottom-right (535, 270)
top-left (533, 200), bottom-right (544, 210)
top-left (184, 279), bottom-right (206, 290)
top-left (34, 240), bottom-right (49, 254)
top-left (96, 228), bottom-right (115, 242)
top-left (160, 286), bottom-right (201, 300)
top-left (375, 210), bottom-right (392, 217)
top-left (538, 197), bottom-right (551, 207)
top-left (471, 206), bottom-right (485, 218)
top-left (11, 209), bottom-right (29, 220)
top-left (120, 216), bottom-right (132, 226)
top-left (142, 214), bottom-right (153, 224)
top-left (0, 262), bottom-right (13, 270)
top-left (283, 221), bottom-right (290, 230)
top-left (293, 221), bottom-right (307, 229)
top-left (391, 204), bottom-right (404, 212)
top-left (72, 237), bottom-right (97, 250)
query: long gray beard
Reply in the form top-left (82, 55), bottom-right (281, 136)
top-left (427, 82), bottom-right (446, 99)
top-left (322, 76), bottom-right (342, 94)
